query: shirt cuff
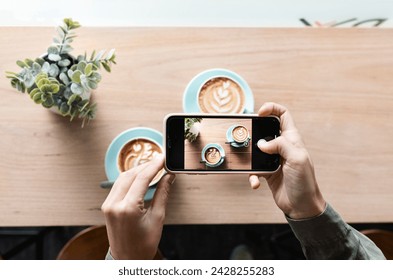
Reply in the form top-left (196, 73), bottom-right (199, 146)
top-left (286, 203), bottom-right (351, 247)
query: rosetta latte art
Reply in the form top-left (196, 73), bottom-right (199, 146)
top-left (232, 126), bottom-right (248, 142)
top-left (198, 77), bottom-right (245, 113)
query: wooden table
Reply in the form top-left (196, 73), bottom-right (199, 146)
top-left (1, 27), bottom-right (392, 226)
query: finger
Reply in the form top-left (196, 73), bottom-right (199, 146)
top-left (257, 137), bottom-right (293, 160)
top-left (102, 163), bottom-right (146, 206)
top-left (150, 173), bottom-right (176, 219)
top-left (257, 102), bottom-right (296, 131)
top-left (124, 154), bottom-right (165, 202)
top-left (249, 175), bottom-right (260, 189)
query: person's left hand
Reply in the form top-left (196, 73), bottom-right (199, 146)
top-left (101, 154), bottom-right (176, 260)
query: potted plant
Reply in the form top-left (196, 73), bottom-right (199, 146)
top-left (185, 118), bottom-right (202, 142)
top-left (5, 18), bottom-right (116, 127)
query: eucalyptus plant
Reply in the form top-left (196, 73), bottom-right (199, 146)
top-left (5, 18), bottom-right (116, 127)
top-left (185, 118), bottom-right (203, 142)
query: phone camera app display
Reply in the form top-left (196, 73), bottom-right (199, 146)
top-left (184, 118), bottom-right (252, 170)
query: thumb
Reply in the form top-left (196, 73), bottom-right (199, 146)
top-left (257, 136), bottom-right (292, 160)
top-left (150, 173), bottom-right (175, 218)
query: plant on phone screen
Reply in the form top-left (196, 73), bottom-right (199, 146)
top-left (185, 118), bottom-right (202, 142)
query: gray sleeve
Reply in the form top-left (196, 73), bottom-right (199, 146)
top-left (286, 204), bottom-right (386, 260)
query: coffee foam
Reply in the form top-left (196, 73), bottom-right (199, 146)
top-left (198, 77), bottom-right (245, 114)
top-left (205, 147), bottom-right (221, 164)
top-left (118, 138), bottom-right (164, 184)
top-left (232, 126), bottom-right (248, 142)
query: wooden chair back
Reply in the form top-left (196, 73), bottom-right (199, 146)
top-left (57, 225), bottom-right (109, 260)
top-left (361, 229), bottom-right (393, 260)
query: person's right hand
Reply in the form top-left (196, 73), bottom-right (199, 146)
top-left (249, 102), bottom-right (326, 220)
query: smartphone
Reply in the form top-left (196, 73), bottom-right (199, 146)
top-left (164, 114), bottom-right (281, 174)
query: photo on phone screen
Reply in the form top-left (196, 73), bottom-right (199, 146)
top-left (165, 115), bottom-right (281, 173)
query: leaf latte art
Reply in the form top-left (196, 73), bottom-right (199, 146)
top-left (232, 126), bottom-right (248, 142)
top-left (198, 77), bottom-right (245, 113)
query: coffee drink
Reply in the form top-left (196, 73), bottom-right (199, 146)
top-left (118, 138), bottom-right (164, 185)
top-left (205, 147), bottom-right (221, 165)
top-left (198, 77), bottom-right (245, 114)
top-left (232, 125), bottom-right (249, 143)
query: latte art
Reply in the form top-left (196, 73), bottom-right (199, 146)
top-left (198, 77), bottom-right (245, 114)
top-left (232, 126), bottom-right (249, 142)
top-left (118, 138), bottom-right (162, 172)
top-left (205, 147), bottom-right (221, 164)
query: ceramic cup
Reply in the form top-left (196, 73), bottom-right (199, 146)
top-left (230, 125), bottom-right (250, 147)
top-left (201, 143), bottom-right (225, 168)
top-left (197, 76), bottom-right (246, 114)
top-left (117, 137), bottom-right (165, 187)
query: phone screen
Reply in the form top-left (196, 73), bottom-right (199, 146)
top-left (165, 115), bottom-right (280, 172)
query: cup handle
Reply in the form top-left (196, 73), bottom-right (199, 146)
top-left (244, 139), bottom-right (250, 147)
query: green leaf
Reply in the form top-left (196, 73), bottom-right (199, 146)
top-left (101, 62), bottom-right (111, 72)
top-left (50, 83), bottom-right (60, 93)
top-left (29, 88), bottom-right (40, 98)
top-left (106, 49), bottom-right (115, 60)
top-left (64, 18), bottom-right (80, 30)
top-left (48, 53), bottom-right (62, 62)
top-left (48, 64), bottom-right (60, 77)
top-left (70, 83), bottom-right (84, 95)
top-left (40, 84), bottom-right (54, 94)
top-left (84, 63), bottom-right (93, 76)
top-left (35, 57), bottom-right (46, 66)
top-left (67, 93), bottom-right (77, 105)
top-left (48, 46), bottom-right (59, 54)
top-left (5, 71), bottom-right (18, 79)
top-left (59, 72), bottom-right (70, 85)
top-left (88, 80), bottom-right (97, 89)
top-left (42, 96), bottom-right (54, 108)
top-left (24, 58), bottom-right (34, 67)
top-left (58, 59), bottom-right (71, 67)
top-left (33, 92), bottom-right (43, 104)
top-left (77, 61), bottom-right (87, 72)
top-left (41, 62), bottom-right (50, 73)
top-left (67, 69), bottom-right (74, 78)
top-left (59, 102), bottom-right (70, 115)
top-left (16, 60), bottom-right (28, 68)
top-left (94, 50), bottom-right (105, 61)
top-left (61, 45), bottom-right (73, 54)
top-left (59, 26), bottom-right (68, 35)
top-left (89, 50), bottom-right (96, 61)
top-left (71, 70), bottom-right (82, 83)
top-left (31, 62), bottom-right (41, 75)
top-left (36, 78), bottom-right (49, 90)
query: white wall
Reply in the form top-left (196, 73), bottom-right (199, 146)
top-left (0, 0), bottom-right (392, 27)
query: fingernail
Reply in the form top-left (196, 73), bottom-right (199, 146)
top-left (257, 139), bottom-right (267, 149)
top-left (168, 174), bottom-right (176, 185)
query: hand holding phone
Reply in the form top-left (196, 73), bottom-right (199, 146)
top-left (164, 114), bottom-right (281, 174)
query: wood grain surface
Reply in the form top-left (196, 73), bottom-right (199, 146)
top-left (0, 27), bottom-right (393, 225)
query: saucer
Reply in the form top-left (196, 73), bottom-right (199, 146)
top-left (183, 68), bottom-right (254, 113)
top-left (104, 127), bottom-right (163, 201)
top-left (226, 125), bottom-right (250, 148)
